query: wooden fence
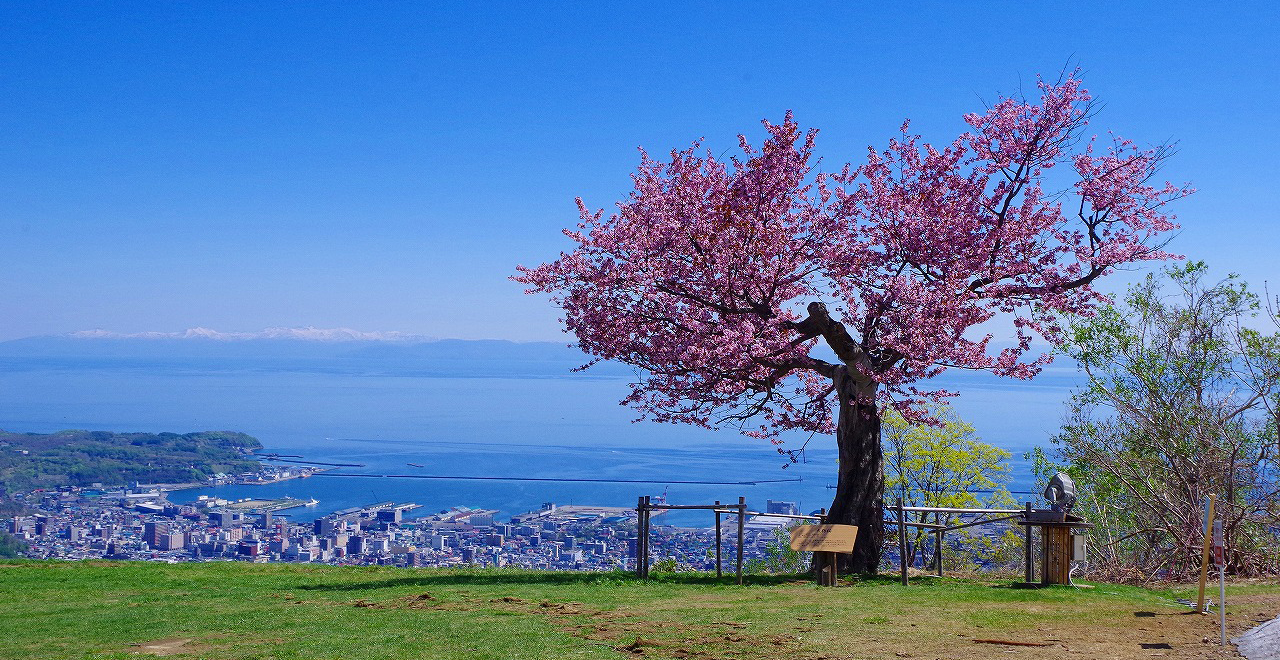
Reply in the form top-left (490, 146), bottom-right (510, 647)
top-left (885, 499), bottom-right (1025, 585)
top-left (634, 495), bottom-right (824, 585)
top-left (635, 496), bottom-right (1037, 586)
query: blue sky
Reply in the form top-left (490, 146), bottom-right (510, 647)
top-left (2, 2), bottom-right (1276, 342)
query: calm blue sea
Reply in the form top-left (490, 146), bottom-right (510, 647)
top-left (0, 357), bottom-right (1081, 525)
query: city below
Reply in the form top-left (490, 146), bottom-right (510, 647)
top-left (7, 467), bottom-right (810, 571)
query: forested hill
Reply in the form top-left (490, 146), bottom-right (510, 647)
top-left (0, 430), bottom-right (262, 493)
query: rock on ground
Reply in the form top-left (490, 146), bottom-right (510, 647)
top-left (1234, 616), bottom-right (1280, 660)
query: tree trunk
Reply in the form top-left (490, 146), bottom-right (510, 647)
top-left (824, 370), bottom-right (885, 574)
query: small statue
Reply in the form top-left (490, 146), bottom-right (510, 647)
top-left (1043, 472), bottom-right (1077, 514)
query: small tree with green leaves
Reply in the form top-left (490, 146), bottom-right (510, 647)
top-left (882, 404), bottom-right (1021, 572)
top-left (748, 523), bottom-right (814, 575)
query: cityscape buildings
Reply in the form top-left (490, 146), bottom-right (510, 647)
top-left (6, 477), bottom-right (805, 571)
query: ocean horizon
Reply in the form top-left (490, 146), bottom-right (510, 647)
top-left (0, 340), bottom-right (1080, 524)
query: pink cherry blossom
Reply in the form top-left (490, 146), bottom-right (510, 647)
top-left (515, 72), bottom-right (1190, 573)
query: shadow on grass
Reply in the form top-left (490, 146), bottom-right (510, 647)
top-left (840, 573), bottom-right (929, 587)
top-left (298, 569), bottom-right (840, 592)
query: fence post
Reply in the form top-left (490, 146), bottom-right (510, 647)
top-left (736, 496), bottom-right (745, 586)
top-left (643, 496), bottom-right (653, 578)
top-left (640, 496), bottom-right (646, 579)
top-left (897, 497), bottom-right (908, 586)
top-left (636, 496), bottom-right (644, 578)
top-left (935, 530), bottom-right (943, 577)
top-left (714, 500), bottom-right (722, 578)
top-left (1023, 501), bottom-right (1033, 584)
top-left (818, 508), bottom-right (827, 580)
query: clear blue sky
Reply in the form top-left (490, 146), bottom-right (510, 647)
top-left (2, 2), bottom-right (1276, 342)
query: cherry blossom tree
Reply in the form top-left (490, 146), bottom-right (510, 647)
top-left (515, 72), bottom-right (1191, 573)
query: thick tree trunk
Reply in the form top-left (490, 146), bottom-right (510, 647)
top-left (824, 370), bottom-right (884, 574)
top-left (786, 302), bottom-right (886, 575)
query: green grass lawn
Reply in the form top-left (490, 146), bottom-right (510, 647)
top-left (2, 560), bottom-right (1276, 659)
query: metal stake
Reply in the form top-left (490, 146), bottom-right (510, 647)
top-left (1219, 563), bottom-right (1226, 646)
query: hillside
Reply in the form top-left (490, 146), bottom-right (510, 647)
top-left (0, 430), bottom-right (262, 492)
top-left (0, 561), bottom-right (1276, 659)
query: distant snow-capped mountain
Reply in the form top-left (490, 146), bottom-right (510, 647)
top-left (0, 329), bottom-right (629, 377)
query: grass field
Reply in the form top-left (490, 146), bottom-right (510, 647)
top-left (1, 560), bottom-right (1277, 659)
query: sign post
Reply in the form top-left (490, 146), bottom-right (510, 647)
top-left (790, 524), bottom-right (858, 587)
top-left (1196, 494), bottom-right (1215, 613)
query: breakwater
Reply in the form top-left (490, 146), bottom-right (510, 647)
top-left (314, 472), bottom-right (802, 486)
top-left (262, 458), bottom-right (366, 467)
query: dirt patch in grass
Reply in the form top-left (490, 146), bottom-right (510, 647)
top-left (126, 637), bottom-right (211, 656)
top-left (566, 614), bottom-right (806, 660)
top-left (124, 633), bottom-right (263, 658)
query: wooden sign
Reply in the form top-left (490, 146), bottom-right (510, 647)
top-left (789, 524), bottom-right (858, 552)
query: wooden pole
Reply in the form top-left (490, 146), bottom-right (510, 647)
top-left (1023, 502), bottom-right (1033, 584)
top-left (639, 496), bottom-right (646, 579)
top-left (714, 500), bottom-right (722, 578)
top-left (647, 495), bottom-right (654, 578)
top-left (818, 508), bottom-right (827, 583)
top-left (1196, 494), bottom-right (1216, 612)
top-left (636, 496), bottom-right (645, 578)
top-left (736, 496), bottom-right (745, 586)
top-left (821, 551), bottom-right (836, 586)
top-left (642, 495), bottom-right (652, 579)
top-left (935, 530), bottom-right (943, 577)
top-left (897, 497), bottom-right (908, 586)
top-left (637, 496), bottom-right (645, 578)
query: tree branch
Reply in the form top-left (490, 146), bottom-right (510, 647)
top-left (787, 302), bottom-right (857, 359)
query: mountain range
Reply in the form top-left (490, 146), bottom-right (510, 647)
top-left (0, 329), bottom-right (633, 378)
top-left (0, 327), bottom-right (1063, 381)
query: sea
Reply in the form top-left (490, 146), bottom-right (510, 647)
top-left (0, 351), bottom-right (1082, 527)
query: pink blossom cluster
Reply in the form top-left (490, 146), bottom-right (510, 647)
top-left (515, 73), bottom-right (1190, 438)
